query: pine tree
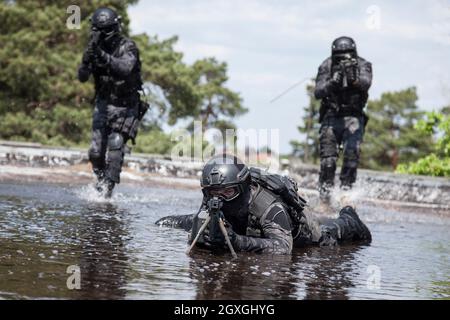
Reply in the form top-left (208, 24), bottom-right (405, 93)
top-left (361, 87), bottom-right (434, 170)
top-left (191, 57), bottom-right (247, 133)
top-left (0, 1), bottom-right (245, 148)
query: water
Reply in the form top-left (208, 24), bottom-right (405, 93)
top-left (0, 181), bottom-right (449, 300)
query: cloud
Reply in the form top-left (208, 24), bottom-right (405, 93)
top-left (175, 41), bottom-right (234, 62)
top-left (128, 0), bottom-right (450, 153)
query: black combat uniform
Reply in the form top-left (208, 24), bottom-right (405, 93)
top-left (156, 155), bottom-right (372, 255)
top-left (314, 36), bottom-right (373, 192)
top-left (78, 8), bottom-right (143, 197)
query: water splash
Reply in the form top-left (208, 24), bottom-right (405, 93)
top-left (73, 182), bottom-right (200, 211)
top-left (74, 184), bottom-right (112, 203)
top-left (290, 166), bottom-right (450, 207)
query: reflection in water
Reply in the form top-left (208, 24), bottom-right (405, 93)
top-left (189, 252), bottom-right (296, 299)
top-left (300, 246), bottom-right (363, 300)
top-left (0, 182), bottom-right (449, 300)
top-left (77, 203), bottom-right (129, 299)
top-left (188, 245), bottom-right (366, 300)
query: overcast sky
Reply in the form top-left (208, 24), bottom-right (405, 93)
top-left (128, 0), bottom-right (450, 153)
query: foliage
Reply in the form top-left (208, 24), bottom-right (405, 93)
top-left (190, 58), bottom-right (247, 133)
top-left (0, 0), bottom-right (245, 149)
top-left (133, 129), bottom-right (174, 155)
top-left (360, 87), bottom-right (434, 170)
top-left (396, 109), bottom-right (450, 177)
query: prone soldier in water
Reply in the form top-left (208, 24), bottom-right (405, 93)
top-left (78, 7), bottom-right (148, 197)
top-left (156, 154), bottom-right (371, 255)
top-left (314, 36), bottom-right (373, 199)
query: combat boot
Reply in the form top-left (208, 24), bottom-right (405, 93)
top-left (336, 206), bottom-right (371, 243)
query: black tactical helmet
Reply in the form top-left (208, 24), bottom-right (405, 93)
top-left (332, 36), bottom-right (357, 55)
top-left (90, 7), bottom-right (121, 39)
top-left (201, 154), bottom-right (251, 201)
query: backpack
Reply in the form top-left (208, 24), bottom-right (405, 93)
top-left (249, 168), bottom-right (307, 226)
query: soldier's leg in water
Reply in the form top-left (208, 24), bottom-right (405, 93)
top-left (319, 120), bottom-right (340, 196)
top-left (293, 208), bottom-right (323, 248)
top-left (340, 117), bottom-right (363, 189)
top-left (88, 102), bottom-right (108, 187)
top-left (318, 206), bottom-right (371, 246)
top-left (104, 131), bottom-right (125, 197)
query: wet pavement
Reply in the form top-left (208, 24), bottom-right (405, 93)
top-left (0, 181), bottom-right (449, 300)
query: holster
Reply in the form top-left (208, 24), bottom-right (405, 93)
top-left (121, 99), bottom-right (149, 145)
top-left (138, 99), bottom-right (149, 121)
top-left (319, 99), bottom-right (338, 123)
top-left (319, 102), bottom-right (330, 123)
top-left (363, 112), bottom-right (369, 129)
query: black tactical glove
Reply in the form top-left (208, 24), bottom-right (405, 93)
top-left (82, 46), bottom-right (95, 66)
top-left (83, 30), bottom-right (100, 64)
top-left (202, 223), bottom-right (224, 249)
top-left (204, 223), bottom-right (237, 249)
top-left (203, 214), bottom-right (237, 250)
top-left (347, 64), bottom-right (360, 85)
top-left (330, 71), bottom-right (343, 89)
top-left (95, 47), bottom-right (110, 66)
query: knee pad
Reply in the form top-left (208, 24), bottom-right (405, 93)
top-left (319, 127), bottom-right (338, 158)
top-left (321, 156), bottom-right (337, 168)
top-left (88, 146), bottom-right (104, 169)
top-left (88, 147), bottom-right (102, 160)
top-left (107, 132), bottom-right (124, 151)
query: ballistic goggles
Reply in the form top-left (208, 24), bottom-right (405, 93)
top-left (333, 52), bottom-right (355, 63)
top-left (92, 24), bottom-right (117, 34)
top-left (203, 184), bottom-right (243, 201)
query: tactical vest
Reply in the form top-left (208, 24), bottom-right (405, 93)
top-left (246, 185), bottom-right (281, 237)
top-left (247, 180), bottom-right (311, 241)
top-left (249, 168), bottom-right (306, 221)
top-left (93, 37), bottom-right (143, 101)
top-left (324, 57), bottom-right (368, 117)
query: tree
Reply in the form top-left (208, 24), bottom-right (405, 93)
top-left (0, 0), bottom-right (137, 146)
top-left (360, 87), bottom-right (434, 170)
top-left (290, 82), bottom-right (320, 164)
top-left (190, 57), bottom-right (247, 133)
top-left (396, 108), bottom-right (450, 177)
top-left (0, 0), bottom-right (245, 151)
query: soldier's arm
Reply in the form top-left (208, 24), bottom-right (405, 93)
top-left (355, 60), bottom-right (372, 91)
top-left (155, 214), bottom-right (195, 232)
top-left (314, 60), bottom-right (333, 99)
top-left (231, 205), bottom-right (293, 254)
top-left (97, 40), bottom-right (138, 77)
